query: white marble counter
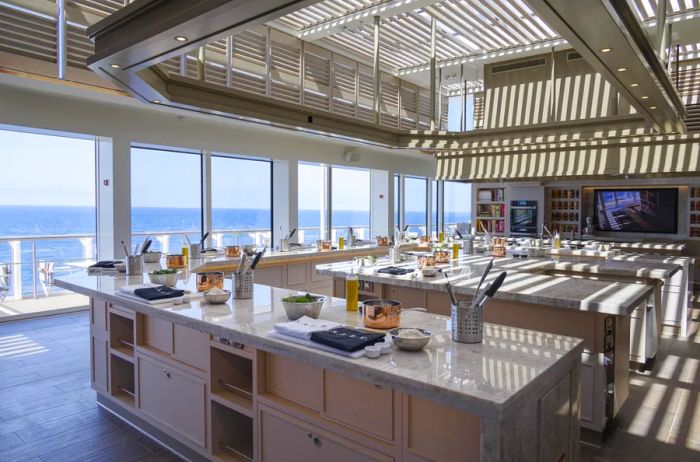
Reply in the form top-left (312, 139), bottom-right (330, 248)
top-left (317, 255), bottom-right (655, 315)
top-left (56, 273), bottom-right (582, 420)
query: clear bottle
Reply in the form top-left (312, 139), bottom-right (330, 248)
top-left (553, 231), bottom-right (561, 249)
top-left (338, 236), bottom-right (345, 250)
top-left (345, 268), bottom-right (359, 312)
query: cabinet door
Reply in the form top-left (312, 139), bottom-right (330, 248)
top-left (256, 266), bottom-right (283, 287)
top-left (287, 263), bottom-right (308, 287)
top-left (91, 298), bottom-right (108, 331)
top-left (142, 316), bottom-right (173, 354)
top-left (137, 354), bottom-right (207, 449)
top-left (172, 324), bottom-right (210, 371)
top-left (91, 334), bottom-right (109, 394)
top-left (266, 353), bottom-right (322, 411)
top-left (384, 285), bottom-right (426, 309)
top-left (259, 405), bottom-right (392, 462)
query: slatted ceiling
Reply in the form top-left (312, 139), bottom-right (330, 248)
top-left (158, 57), bottom-right (181, 76)
top-left (672, 60), bottom-right (700, 104)
top-left (66, 25), bottom-right (93, 68)
top-left (276, 0), bottom-right (381, 30)
top-left (68, 0), bottom-right (123, 17)
top-left (0, 5), bottom-right (56, 63)
top-left (629, 0), bottom-right (700, 21)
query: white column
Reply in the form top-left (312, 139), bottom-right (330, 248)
top-left (429, 18), bottom-right (437, 131)
top-left (370, 170), bottom-right (389, 239)
top-left (372, 15), bottom-right (381, 125)
top-left (272, 159), bottom-right (298, 246)
top-left (657, 0), bottom-right (669, 62)
top-left (201, 151), bottom-right (212, 247)
top-left (197, 46), bottom-right (206, 81)
top-left (57, 0), bottom-right (67, 80)
top-left (96, 136), bottom-right (131, 260)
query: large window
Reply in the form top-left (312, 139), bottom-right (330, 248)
top-left (404, 176), bottom-right (427, 236)
top-left (431, 180), bottom-right (439, 238)
top-left (131, 147), bottom-right (202, 253)
top-left (298, 162), bottom-right (328, 243)
top-left (444, 181), bottom-right (472, 234)
top-left (211, 155), bottom-right (271, 247)
top-left (394, 174), bottom-right (400, 231)
top-left (331, 166), bottom-right (370, 241)
top-left (0, 129), bottom-right (95, 314)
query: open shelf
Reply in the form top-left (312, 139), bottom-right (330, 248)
top-left (548, 187), bottom-right (580, 234)
top-left (210, 346), bottom-right (254, 416)
top-left (476, 187), bottom-right (506, 234)
top-left (211, 401), bottom-right (254, 462)
top-left (109, 310), bottom-right (135, 359)
top-left (690, 187), bottom-right (700, 238)
top-left (110, 354), bottom-right (135, 407)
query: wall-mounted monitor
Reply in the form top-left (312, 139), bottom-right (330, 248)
top-left (593, 188), bottom-right (678, 234)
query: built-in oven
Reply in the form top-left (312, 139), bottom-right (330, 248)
top-left (510, 200), bottom-right (538, 236)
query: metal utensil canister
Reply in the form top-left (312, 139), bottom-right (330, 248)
top-left (126, 255), bottom-right (144, 276)
top-left (189, 243), bottom-right (202, 259)
top-left (280, 239), bottom-right (289, 252)
top-left (232, 271), bottom-right (253, 299)
top-left (451, 300), bottom-right (483, 343)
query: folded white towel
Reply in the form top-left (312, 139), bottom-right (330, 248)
top-left (273, 316), bottom-right (341, 340)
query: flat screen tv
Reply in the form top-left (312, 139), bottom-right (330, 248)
top-left (593, 188), bottom-right (678, 233)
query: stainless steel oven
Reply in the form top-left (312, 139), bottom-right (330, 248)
top-left (510, 200), bottom-right (538, 236)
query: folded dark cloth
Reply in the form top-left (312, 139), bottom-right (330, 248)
top-left (310, 327), bottom-right (385, 352)
top-left (377, 266), bottom-right (414, 276)
top-left (133, 286), bottom-right (185, 301)
top-left (89, 260), bottom-right (121, 269)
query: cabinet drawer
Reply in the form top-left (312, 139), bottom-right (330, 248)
top-left (137, 354), bottom-right (207, 449)
top-left (323, 371), bottom-right (394, 442)
top-left (256, 266), bottom-right (283, 287)
top-left (266, 353), bottom-right (322, 411)
top-left (91, 298), bottom-right (108, 331)
top-left (173, 324), bottom-right (209, 371)
top-left (142, 316), bottom-right (173, 354)
top-left (91, 334), bottom-right (109, 394)
top-left (259, 405), bottom-right (392, 462)
top-left (287, 263), bottom-right (308, 287)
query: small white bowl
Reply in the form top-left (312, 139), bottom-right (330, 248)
top-left (204, 289), bottom-right (231, 304)
top-left (375, 341), bottom-right (392, 355)
top-left (115, 263), bottom-right (126, 273)
top-left (421, 267), bottom-right (439, 277)
top-left (364, 345), bottom-right (381, 359)
top-left (142, 251), bottom-right (162, 263)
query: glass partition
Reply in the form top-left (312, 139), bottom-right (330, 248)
top-left (404, 176), bottom-right (428, 236)
top-left (298, 162), bottom-right (329, 243)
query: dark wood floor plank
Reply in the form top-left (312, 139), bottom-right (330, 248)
top-left (0, 401), bottom-right (91, 437)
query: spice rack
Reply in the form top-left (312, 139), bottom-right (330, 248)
top-left (475, 187), bottom-right (505, 234)
top-left (548, 188), bottom-right (580, 234)
top-left (690, 187), bottom-right (700, 238)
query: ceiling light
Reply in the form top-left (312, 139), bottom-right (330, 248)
top-left (174, 36), bottom-right (188, 42)
top-left (617, 67), bottom-right (627, 72)
top-left (152, 100), bottom-right (161, 104)
top-left (641, 96), bottom-right (649, 99)
top-left (600, 47), bottom-right (612, 53)
top-left (630, 83), bottom-right (639, 87)
top-left (110, 63), bottom-right (119, 69)
top-left (650, 106), bottom-right (657, 109)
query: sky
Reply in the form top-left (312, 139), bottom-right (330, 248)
top-left (0, 130), bottom-right (96, 206)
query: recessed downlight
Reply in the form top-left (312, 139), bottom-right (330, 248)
top-left (600, 47), bottom-right (612, 53)
top-left (174, 36), bottom-right (188, 42)
top-left (641, 96), bottom-right (649, 100)
top-left (110, 63), bottom-right (120, 69)
top-left (152, 100), bottom-right (161, 104)
top-left (650, 106), bottom-right (657, 109)
top-left (617, 67), bottom-right (627, 72)
top-left (630, 83), bottom-right (639, 87)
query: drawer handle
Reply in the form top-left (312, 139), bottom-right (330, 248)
top-left (374, 384), bottom-right (384, 390)
top-left (312, 436), bottom-right (322, 447)
top-left (307, 432), bottom-right (313, 439)
top-left (232, 342), bottom-right (245, 350)
top-left (163, 369), bottom-right (171, 379)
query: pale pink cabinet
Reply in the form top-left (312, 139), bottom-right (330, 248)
top-left (90, 334), bottom-right (109, 394)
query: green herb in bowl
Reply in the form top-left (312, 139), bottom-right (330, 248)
top-left (281, 293), bottom-right (319, 303)
top-left (151, 268), bottom-right (177, 275)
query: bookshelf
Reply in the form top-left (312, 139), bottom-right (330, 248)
top-left (548, 188), bottom-right (580, 234)
top-left (690, 187), bottom-right (700, 238)
top-left (476, 187), bottom-right (505, 234)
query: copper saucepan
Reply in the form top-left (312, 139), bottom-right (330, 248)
top-left (362, 299), bottom-right (402, 329)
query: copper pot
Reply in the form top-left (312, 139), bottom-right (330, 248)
top-left (196, 271), bottom-right (225, 292)
top-left (376, 236), bottom-right (390, 246)
top-left (225, 245), bottom-right (241, 257)
top-left (363, 299), bottom-right (402, 329)
top-left (433, 249), bottom-right (450, 264)
top-left (166, 254), bottom-right (186, 268)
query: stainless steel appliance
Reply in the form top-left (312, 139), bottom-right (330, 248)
top-left (510, 200), bottom-right (538, 236)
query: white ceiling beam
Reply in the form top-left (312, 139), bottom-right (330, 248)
top-left (291, 0), bottom-right (439, 41)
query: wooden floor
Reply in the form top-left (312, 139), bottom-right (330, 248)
top-left (0, 311), bottom-right (182, 462)
top-left (2, 309), bottom-right (700, 461)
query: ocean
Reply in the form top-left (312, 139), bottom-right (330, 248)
top-left (0, 205), bottom-right (469, 296)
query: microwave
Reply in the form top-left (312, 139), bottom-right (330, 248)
top-left (510, 200), bottom-right (538, 236)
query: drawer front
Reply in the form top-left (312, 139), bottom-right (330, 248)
top-left (384, 286), bottom-right (426, 309)
top-left (256, 266), bottom-right (283, 287)
top-left (266, 354), bottom-right (322, 411)
top-left (287, 263), bottom-right (308, 287)
top-left (173, 324), bottom-right (210, 371)
top-left (323, 371), bottom-right (394, 441)
top-left (138, 354), bottom-right (207, 448)
top-left (91, 298), bottom-right (108, 331)
top-left (91, 334), bottom-right (109, 394)
top-left (260, 405), bottom-right (391, 462)
top-left (311, 262), bottom-right (332, 283)
top-left (143, 316), bottom-right (173, 354)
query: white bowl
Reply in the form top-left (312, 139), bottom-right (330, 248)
top-left (281, 296), bottom-right (325, 320)
top-left (148, 271), bottom-right (178, 287)
top-left (389, 327), bottom-right (432, 351)
top-left (143, 251), bottom-right (162, 263)
top-left (421, 267), bottom-right (439, 277)
top-left (115, 263), bottom-right (126, 273)
top-left (364, 345), bottom-right (381, 358)
top-left (204, 289), bottom-right (231, 304)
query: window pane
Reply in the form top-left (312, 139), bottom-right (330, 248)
top-left (432, 180), bottom-right (439, 238)
top-left (211, 156), bottom-right (271, 247)
top-left (394, 174), bottom-right (400, 229)
top-left (0, 129), bottom-right (96, 306)
top-left (404, 177), bottom-right (427, 236)
top-left (331, 166), bottom-right (370, 241)
top-left (444, 181), bottom-right (472, 235)
top-left (298, 163), bottom-right (328, 243)
top-left (131, 147), bottom-right (202, 253)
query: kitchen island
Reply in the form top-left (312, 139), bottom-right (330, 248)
top-left (317, 255), bottom-right (661, 435)
top-left (56, 272), bottom-right (583, 462)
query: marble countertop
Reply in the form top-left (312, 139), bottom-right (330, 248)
top-left (549, 258), bottom-right (680, 279)
top-left (55, 273), bottom-right (583, 419)
top-left (317, 255), bottom-right (655, 315)
top-left (608, 242), bottom-right (686, 251)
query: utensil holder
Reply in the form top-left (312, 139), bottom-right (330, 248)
top-left (232, 271), bottom-right (253, 299)
top-left (280, 239), bottom-right (289, 252)
top-left (451, 301), bottom-right (483, 343)
top-left (189, 243), bottom-right (202, 259)
top-left (126, 255), bottom-right (143, 276)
